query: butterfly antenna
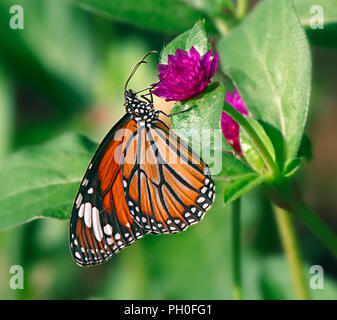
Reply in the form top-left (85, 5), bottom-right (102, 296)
top-left (124, 51), bottom-right (158, 92)
top-left (134, 64), bottom-right (172, 96)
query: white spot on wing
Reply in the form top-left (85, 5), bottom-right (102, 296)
top-left (92, 207), bottom-right (103, 241)
top-left (197, 197), bottom-right (205, 203)
top-left (84, 202), bottom-right (92, 228)
top-left (76, 193), bottom-right (83, 209)
top-left (114, 233), bottom-right (121, 240)
top-left (103, 224), bottom-right (112, 235)
top-left (78, 204), bottom-right (84, 218)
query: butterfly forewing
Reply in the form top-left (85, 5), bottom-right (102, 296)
top-left (69, 115), bottom-right (147, 267)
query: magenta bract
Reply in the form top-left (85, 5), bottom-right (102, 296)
top-left (221, 89), bottom-right (249, 157)
top-left (153, 47), bottom-right (219, 101)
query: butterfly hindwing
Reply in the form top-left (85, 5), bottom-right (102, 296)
top-left (121, 119), bottom-right (215, 235)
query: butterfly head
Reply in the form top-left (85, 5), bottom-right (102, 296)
top-left (124, 89), bottom-right (137, 101)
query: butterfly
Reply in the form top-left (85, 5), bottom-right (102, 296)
top-left (69, 52), bottom-right (215, 266)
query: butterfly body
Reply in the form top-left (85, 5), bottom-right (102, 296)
top-left (69, 54), bottom-right (215, 267)
top-left (124, 89), bottom-right (159, 127)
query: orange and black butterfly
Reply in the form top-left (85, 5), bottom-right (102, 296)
top-left (69, 52), bottom-right (215, 266)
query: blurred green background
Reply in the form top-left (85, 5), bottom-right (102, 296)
top-left (0, 0), bottom-right (336, 299)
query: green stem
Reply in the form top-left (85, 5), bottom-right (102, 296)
top-left (222, 102), bottom-right (279, 179)
top-left (273, 204), bottom-right (309, 300)
top-left (267, 179), bottom-right (337, 261)
top-left (213, 17), bottom-right (230, 37)
top-left (232, 198), bottom-right (242, 300)
top-left (290, 201), bottom-right (337, 259)
top-left (236, 0), bottom-right (249, 19)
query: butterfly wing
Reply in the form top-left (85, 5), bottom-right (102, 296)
top-left (69, 115), bottom-right (148, 267)
top-left (70, 115), bottom-right (215, 266)
top-left (121, 119), bottom-right (215, 234)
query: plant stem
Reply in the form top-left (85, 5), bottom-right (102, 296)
top-left (232, 198), bottom-right (242, 300)
top-left (273, 204), bottom-right (309, 300)
top-left (222, 102), bottom-right (279, 179)
top-left (236, 0), bottom-right (249, 19)
top-left (267, 178), bottom-right (337, 260)
top-left (213, 17), bottom-right (230, 37)
top-left (290, 201), bottom-right (337, 259)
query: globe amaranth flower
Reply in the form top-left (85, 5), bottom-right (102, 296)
top-left (221, 89), bottom-right (249, 157)
top-left (153, 46), bottom-right (219, 101)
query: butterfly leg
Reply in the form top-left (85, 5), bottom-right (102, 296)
top-left (135, 65), bottom-right (172, 103)
top-left (169, 106), bottom-right (194, 116)
top-left (140, 90), bottom-right (154, 104)
top-left (158, 106), bottom-right (194, 118)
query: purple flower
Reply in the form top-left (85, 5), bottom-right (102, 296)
top-left (221, 89), bottom-right (249, 157)
top-left (153, 47), bottom-right (219, 101)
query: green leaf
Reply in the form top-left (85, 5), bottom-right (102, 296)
top-left (160, 20), bottom-right (210, 64)
top-left (240, 118), bottom-right (275, 173)
top-left (0, 133), bottom-right (97, 230)
top-left (170, 82), bottom-right (225, 162)
top-left (218, 0), bottom-right (311, 170)
top-left (0, 64), bottom-right (14, 163)
top-left (68, 0), bottom-right (211, 34)
top-left (217, 153), bottom-right (266, 205)
top-left (298, 133), bottom-right (312, 161)
top-left (283, 157), bottom-right (302, 178)
top-left (294, 0), bottom-right (337, 47)
top-left (0, 0), bottom-right (95, 110)
top-left (170, 82), bottom-right (265, 202)
top-left (222, 172), bottom-right (265, 205)
top-left (182, 0), bottom-right (234, 16)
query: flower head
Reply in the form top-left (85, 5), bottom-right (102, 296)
top-left (153, 47), bottom-right (219, 101)
top-left (221, 89), bottom-right (249, 157)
